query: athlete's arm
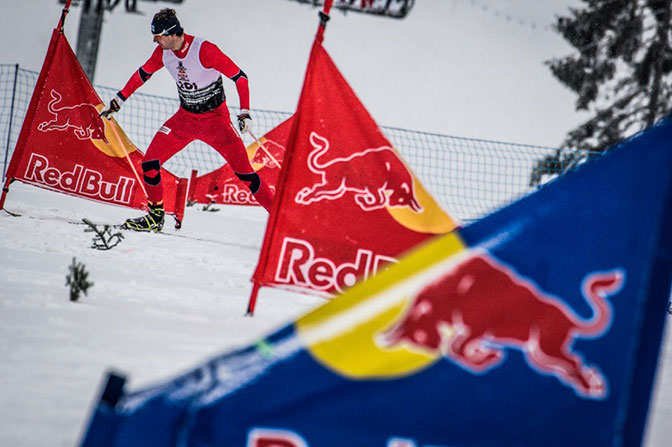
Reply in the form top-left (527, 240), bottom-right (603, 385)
top-left (199, 41), bottom-right (250, 110)
top-left (117, 46), bottom-right (165, 101)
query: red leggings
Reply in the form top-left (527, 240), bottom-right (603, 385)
top-left (142, 103), bottom-right (273, 211)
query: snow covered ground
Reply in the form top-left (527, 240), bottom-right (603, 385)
top-left (0, 182), bottom-right (671, 446)
top-left (0, 183), bottom-right (321, 446)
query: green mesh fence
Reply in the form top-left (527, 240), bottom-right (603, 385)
top-left (0, 64), bottom-right (595, 222)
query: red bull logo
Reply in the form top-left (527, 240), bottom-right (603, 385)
top-left (379, 254), bottom-right (625, 399)
top-left (203, 182), bottom-right (275, 206)
top-left (250, 140), bottom-right (285, 169)
top-left (295, 132), bottom-right (422, 212)
top-left (37, 90), bottom-right (109, 143)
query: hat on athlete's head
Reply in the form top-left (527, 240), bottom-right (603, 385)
top-left (151, 8), bottom-right (183, 36)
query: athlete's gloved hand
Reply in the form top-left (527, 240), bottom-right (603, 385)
top-left (99, 93), bottom-right (125, 120)
top-left (237, 109), bottom-right (252, 134)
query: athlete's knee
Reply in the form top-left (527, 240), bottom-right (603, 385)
top-left (142, 159), bottom-right (162, 186)
top-left (235, 172), bottom-right (261, 193)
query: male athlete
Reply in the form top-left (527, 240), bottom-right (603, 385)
top-left (100, 8), bottom-right (273, 232)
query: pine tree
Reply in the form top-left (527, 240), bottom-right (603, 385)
top-left (531, 0), bottom-right (672, 185)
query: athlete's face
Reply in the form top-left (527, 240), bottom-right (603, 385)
top-left (153, 34), bottom-right (183, 51)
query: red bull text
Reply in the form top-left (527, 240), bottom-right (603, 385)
top-left (247, 429), bottom-right (448, 447)
top-left (275, 237), bottom-right (397, 294)
top-left (24, 153), bottom-right (135, 205)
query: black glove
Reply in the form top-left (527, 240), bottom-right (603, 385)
top-left (99, 93), bottom-right (124, 120)
top-left (237, 109), bottom-right (252, 133)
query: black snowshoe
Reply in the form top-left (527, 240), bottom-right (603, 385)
top-left (122, 202), bottom-right (165, 232)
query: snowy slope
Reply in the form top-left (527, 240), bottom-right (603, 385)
top-left (0, 182), bottom-right (670, 447)
top-left (0, 183), bottom-right (321, 446)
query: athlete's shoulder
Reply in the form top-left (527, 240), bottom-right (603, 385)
top-left (199, 38), bottom-right (222, 52)
top-left (198, 39), bottom-right (228, 62)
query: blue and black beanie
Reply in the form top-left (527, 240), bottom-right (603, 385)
top-left (151, 9), bottom-right (183, 36)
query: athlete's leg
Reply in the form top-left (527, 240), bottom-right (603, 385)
top-left (142, 112), bottom-right (193, 205)
top-left (201, 118), bottom-right (274, 212)
top-left (124, 112), bottom-right (193, 232)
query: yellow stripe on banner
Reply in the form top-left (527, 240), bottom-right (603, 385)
top-left (296, 232), bottom-right (468, 379)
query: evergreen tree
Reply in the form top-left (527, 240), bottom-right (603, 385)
top-left (531, 0), bottom-right (672, 185)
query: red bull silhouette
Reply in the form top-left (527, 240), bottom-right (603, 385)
top-left (250, 140), bottom-right (285, 169)
top-left (37, 90), bottom-right (109, 144)
top-left (295, 132), bottom-right (423, 212)
top-left (380, 254), bottom-right (625, 399)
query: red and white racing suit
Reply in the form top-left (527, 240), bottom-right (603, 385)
top-left (118, 34), bottom-right (273, 211)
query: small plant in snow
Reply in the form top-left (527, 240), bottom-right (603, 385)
top-left (66, 257), bottom-right (93, 302)
top-left (83, 218), bottom-right (124, 250)
top-left (202, 202), bottom-right (220, 212)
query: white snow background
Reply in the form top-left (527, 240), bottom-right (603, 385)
top-left (1, 1), bottom-right (671, 446)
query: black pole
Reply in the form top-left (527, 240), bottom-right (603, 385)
top-left (75, 0), bottom-right (105, 81)
top-left (3, 64), bottom-right (20, 181)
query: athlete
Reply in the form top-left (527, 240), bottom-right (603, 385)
top-left (100, 8), bottom-right (274, 232)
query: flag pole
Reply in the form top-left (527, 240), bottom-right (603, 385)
top-left (107, 119), bottom-right (148, 199)
top-left (1, 0), bottom-right (73, 211)
top-left (246, 282), bottom-right (261, 316)
top-left (57, 0), bottom-right (72, 33)
top-left (245, 0), bottom-right (334, 317)
top-left (315, 0), bottom-right (334, 44)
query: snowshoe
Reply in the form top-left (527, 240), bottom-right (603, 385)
top-left (122, 202), bottom-right (165, 232)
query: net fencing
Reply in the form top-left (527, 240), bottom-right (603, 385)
top-left (0, 64), bottom-right (595, 222)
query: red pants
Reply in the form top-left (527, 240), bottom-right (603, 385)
top-left (143, 103), bottom-right (273, 211)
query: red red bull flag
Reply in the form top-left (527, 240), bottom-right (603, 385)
top-left (79, 114), bottom-right (672, 446)
top-left (187, 116), bottom-right (292, 206)
top-left (0, 22), bottom-right (187, 223)
top-left (248, 19), bottom-right (457, 312)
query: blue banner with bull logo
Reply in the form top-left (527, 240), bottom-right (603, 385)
top-left (80, 116), bottom-right (672, 446)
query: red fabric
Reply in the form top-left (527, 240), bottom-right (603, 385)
top-left (120, 35), bottom-right (249, 110)
top-left (252, 181), bottom-right (274, 212)
top-left (251, 41), bottom-right (457, 297)
top-left (200, 40), bottom-right (250, 110)
top-left (4, 31), bottom-right (186, 219)
top-left (143, 103), bottom-right (255, 204)
top-left (188, 116), bottom-right (292, 207)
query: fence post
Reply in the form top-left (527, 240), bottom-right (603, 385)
top-left (3, 64), bottom-right (19, 181)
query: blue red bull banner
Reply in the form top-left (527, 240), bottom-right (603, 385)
top-left (0, 24), bottom-right (187, 221)
top-left (248, 11), bottom-right (457, 312)
top-left (79, 113), bottom-right (672, 445)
